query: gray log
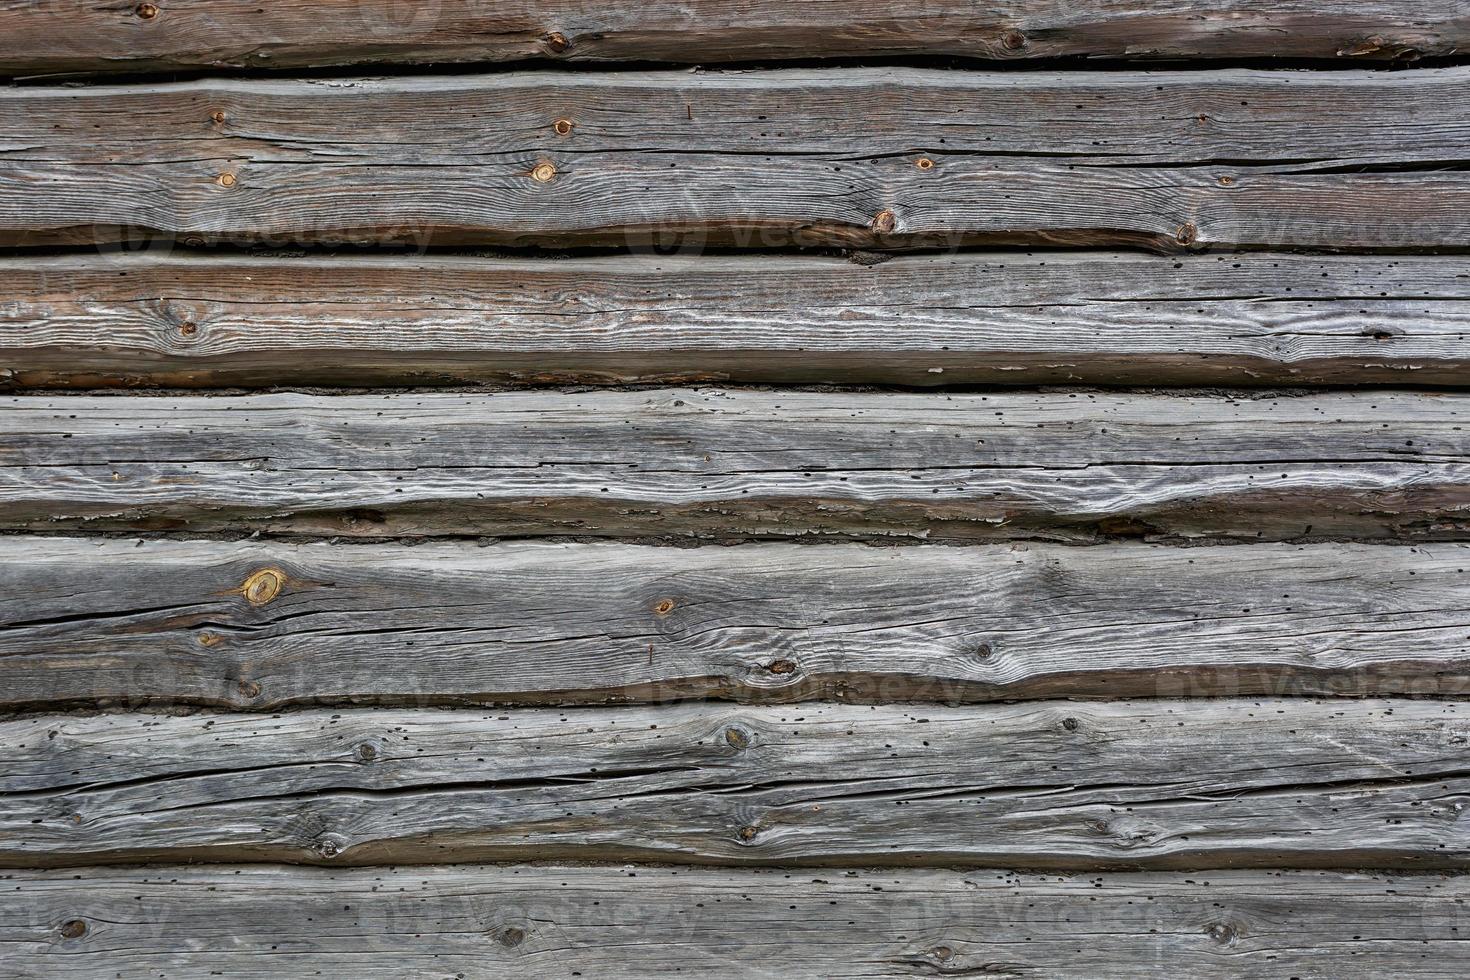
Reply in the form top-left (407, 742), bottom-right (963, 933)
top-left (2, 69), bottom-right (1469, 249)
top-left (3, 864), bottom-right (1465, 978)
top-left (4, 699), bottom-right (1470, 868)
top-left (2, 0), bottom-right (1463, 74)
top-left (0, 536), bottom-right (1467, 710)
top-left (4, 251), bottom-right (1468, 389)
top-left (0, 389), bottom-right (1466, 542)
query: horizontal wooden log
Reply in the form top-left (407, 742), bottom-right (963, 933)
top-left (4, 865), bottom-right (1465, 979)
top-left (3, 1), bottom-right (1464, 75)
top-left (0, 389), bottom-right (1466, 542)
top-left (3, 69), bottom-right (1469, 250)
top-left (4, 251), bottom-right (1469, 389)
top-left (1, 537), bottom-right (1467, 710)
top-left (5, 699), bottom-right (1470, 868)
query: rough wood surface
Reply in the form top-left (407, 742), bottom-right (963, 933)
top-left (3, 0), bottom-right (1464, 74)
top-left (0, 389), bottom-right (1465, 542)
top-left (3, 69), bottom-right (1469, 250)
top-left (4, 700), bottom-right (1470, 868)
top-left (4, 865), bottom-right (1465, 979)
top-left (1, 537), bottom-right (1466, 710)
top-left (4, 251), bottom-right (1468, 389)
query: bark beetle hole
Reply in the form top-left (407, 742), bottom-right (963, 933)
top-left (766, 659), bottom-right (797, 675)
top-left (59, 920), bottom-right (87, 940)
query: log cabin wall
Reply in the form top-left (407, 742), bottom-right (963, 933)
top-left (0, 3), bottom-right (1467, 976)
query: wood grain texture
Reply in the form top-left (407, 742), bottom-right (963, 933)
top-left (0, 389), bottom-right (1465, 542)
top-left (3, 0), bottom-right (1464, 74)
top-left (3, 68), bottom-right (1469, 250)
top-left (4, 251), bottom-right (1469, 389)
top-left (1, 537), bottom-right (1467, 710)
top-left (4, 865), bottom-right (1466, 979)
top-left (5, 700), bottom-right (1470, 868)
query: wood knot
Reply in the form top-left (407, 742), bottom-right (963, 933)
top-left (653, 598), bottom-right (676, 616)
top-left (766, 659), bottom-right (797, 675)
top-left (1218, 175), bottom-right (1234, 186)
top-left (531, 162), bottom-right (557, 183)
top-left (543, 31), bottom-right (570, 53)
top-left (59, 919), bottom-right (87, 940)
top-left (932, 946), bottom-right (954, 962)
top-left (216, 172), bottom-right (237, 188)
top-left (241, 568), bottom-right (285, 606)
top-left (736, 825), bottom-right (759, 843)
top-left (1061, 716), bottom-right (1080, 732)
top-left (178, 320), bottom-right (198, 337)
top-left (497, 926), bottom-right (526, 948)
top-left (553, 118), bottom-right (574, 136)
top-left (355, 743), bottom-right (378, 762)
top-left (237, 680), bottom-right (262, 700)
top-left (724, 727), bottom-right (749, 749)
top-left (209, 110), bottom-right (227, 125)
top-left (1205, 922), bottom-right (1238, 946)
top-left (1001, 29), bottom-right (1028, 50)
top-left (134, 3), bottom-right (158, 19)
top-left (871, 209), bottom-right (897, 235)
top-left (971, 641), bottom-right (993, 662)
top-left (1175, 223), bottom-right (1198, 246)
top-left (915, 157), bottom-right (934, 171)
top-left (197, 631), bottom-right (221, 647)
top-left (317, 839), bottom-right (340, 859)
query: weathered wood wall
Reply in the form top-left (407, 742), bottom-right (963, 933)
top-left (1, 3), bottom-right (1467, 978)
